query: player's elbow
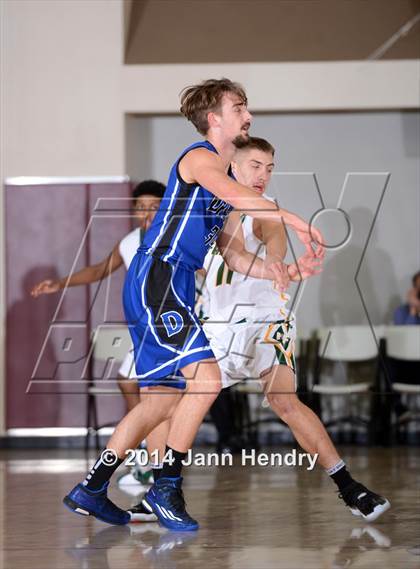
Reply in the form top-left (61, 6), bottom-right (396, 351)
top-left (91, 264), bottom-right (107, 282)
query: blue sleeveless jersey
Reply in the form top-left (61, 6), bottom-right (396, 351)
top-left (140, 141), bottom-right (234, 271)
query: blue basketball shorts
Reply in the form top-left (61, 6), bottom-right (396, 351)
top-left (123, 251), bottom-right (214, 389)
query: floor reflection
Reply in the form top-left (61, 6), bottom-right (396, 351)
top-left (67, 524), bottom-right (198, 569)
top-left (64, 522), bottom-right (410, 569)
top-left (332, 526), bottom-right (391, 568)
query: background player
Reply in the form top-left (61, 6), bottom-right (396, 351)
top-left (31, 180), bottom-right (164, 413)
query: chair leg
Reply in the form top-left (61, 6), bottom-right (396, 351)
top-left (247, 395), bottom-right (259, 448)
top-left (85, 393), bottom-right (93, 451)
top-left (92, 396), bottom-right (100, 450)
top-left (386, 384), bottom-right (395, 446)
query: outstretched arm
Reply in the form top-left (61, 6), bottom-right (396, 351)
top-left (30, 242), bottom-right (124, 297)
top-left (216, 211), bottom-right (286, 287)
top-left (180, 148), bottom-right (324, 257)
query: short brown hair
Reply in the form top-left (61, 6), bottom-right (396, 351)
top-left (234, 136), bottom-right (275, 156)
top-left (180, 78), bottom-right (247, 135)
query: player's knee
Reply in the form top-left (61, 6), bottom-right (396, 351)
top-left (267, 393), bottom-right (298, 421)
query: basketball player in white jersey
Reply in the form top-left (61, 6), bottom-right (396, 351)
top-left (203, 137), bottom-right (388, 522)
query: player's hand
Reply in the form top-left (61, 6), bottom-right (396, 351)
top-left (269, 261), bottom-right (290, 292)
top-left (288, 253), bottom-right (323, 282)
top-left (294, 225), bottom-right (325, 258)
top-left (286, 214), bottom-right (325, 258)
top-left (30, 279), bottom-right (61, 297)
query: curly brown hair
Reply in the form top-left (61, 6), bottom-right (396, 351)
top-left (180, 78), bottom-right (247, 135)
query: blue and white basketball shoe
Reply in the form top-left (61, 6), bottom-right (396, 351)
top-left (63, 482), bottom-right (130, 525)
top-left (143, 477), bottom-right (199, 531)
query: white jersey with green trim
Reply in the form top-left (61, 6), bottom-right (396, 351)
top-left (198, 210), bottom-right (291, 324)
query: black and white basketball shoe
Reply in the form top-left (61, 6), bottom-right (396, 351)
top-left (127, 498), bottom-right (158, 523)
top-left (339, 481), bottom-right (390, 522)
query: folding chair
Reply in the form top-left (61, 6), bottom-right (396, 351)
top-left (383, 325), bottom-right (420, 443)
top-left (311, 326), bottom-right (381, 443)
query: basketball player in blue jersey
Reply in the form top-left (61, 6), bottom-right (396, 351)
top-left (63, 78), bottom-right (326, 530)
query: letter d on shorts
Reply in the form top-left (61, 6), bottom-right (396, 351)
top-left (160, 311), bottom-right (184, 337)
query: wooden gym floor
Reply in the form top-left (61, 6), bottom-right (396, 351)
top-left (0, 446), bottom-right (419, 569)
